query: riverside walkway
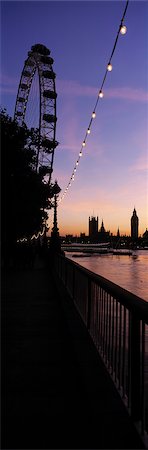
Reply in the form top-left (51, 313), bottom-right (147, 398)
top-left (2, 256), bottom-right (145, 449)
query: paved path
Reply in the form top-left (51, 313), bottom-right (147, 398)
top-left (2, 260), bottom-right (145, 449)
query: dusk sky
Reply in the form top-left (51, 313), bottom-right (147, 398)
top-left (1, 1), bottom-right (148, 237)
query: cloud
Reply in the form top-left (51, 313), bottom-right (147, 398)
top-left (58, 143), bottom-right (80, 152)
top-left (57, 79), bottom-right (148, 103)
top-left (57, 79), bottom-right (97, 98)
top-left (0, 74), bottom-right (19, 86)
top-left (106, 87), bottom-right (148, 103)
top-left (2, 71), bottom-right (147, 103)
top-left (1, 87), bottom-right (18, 94)
top-left (0, 74), bottom-right (19, 96)
top-left (129, 154), bottom-right (148, 172)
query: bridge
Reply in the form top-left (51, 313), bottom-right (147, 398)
top-left (2, 250), bottom-right (148, 449)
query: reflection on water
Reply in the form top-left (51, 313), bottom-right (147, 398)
top-left (67, 250), bottom-right (148, 301)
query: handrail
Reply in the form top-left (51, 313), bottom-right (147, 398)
top-left (54, 253), bottom-right (148, 444)
top-left (62, 255), bottom-right (148, 322)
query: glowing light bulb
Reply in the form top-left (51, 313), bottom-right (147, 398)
top-left (99, 90), bottom-right (104, 98)
top-left (107, 62), bottom-right (112, 72)
top-left (76, 161), bottom-right (79, 166)
top-left (82, 141), bottom-right (86, 147)
top-left (79, 151), bottom-right (82, 156)
top-left (74, 167), bottom-right (76, 172)
top-left (87, 128), bottom-right (90, 134)
top-left (120, 24), bottom-right (127, 35)
top-left (69, 182), bottom-right (71, 186)
top-left (92, 112), bottom-right (96, 119)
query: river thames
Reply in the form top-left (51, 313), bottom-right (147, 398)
top-left (66, 250), bottom-right (148, 302)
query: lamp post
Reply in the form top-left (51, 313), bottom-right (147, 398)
top-left (50, 180), bottom-right (61, 255)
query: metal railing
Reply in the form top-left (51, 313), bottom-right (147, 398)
top-left (54, 253), bottom-right (148, 441)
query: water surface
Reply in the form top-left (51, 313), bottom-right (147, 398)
top-left (66, 250), bottom-right (148, 301)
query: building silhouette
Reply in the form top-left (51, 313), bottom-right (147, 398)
top-left (99, 220), bottom-right (105, 234)
top-left (131, 208), bottom-right (139, 240)
top-left (98, 219), bottom-right (110, 242)
top-left (89, 216), bottom-right (98, 242)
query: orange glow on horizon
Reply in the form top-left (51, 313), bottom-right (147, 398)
top-left (48, 221), bottom-right (147, 238)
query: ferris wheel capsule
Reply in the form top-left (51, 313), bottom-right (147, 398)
top-left (14, 43), bottom-right (58, 185)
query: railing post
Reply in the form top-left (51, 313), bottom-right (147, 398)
top-left (65, 258), bottom-right (67, 288)
top-left (60, 255), bottom-right (61, 276)
top-left (57, 255), bottom-right (147, 432)
top-left (130, 313), bottom-right (141, 422)
top-left (61, 258), bottom-right (63, 281)
top-left (87, 278), bottom-right (91, 330)
top-left (72, 265), bottom-right (75, 300)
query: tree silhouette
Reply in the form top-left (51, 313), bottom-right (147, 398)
top-left (1, 109), bottom-right (53, 258)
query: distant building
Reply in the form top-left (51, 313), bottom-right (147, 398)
top-left (99, 220), bottom-right (106, 234)
top-left (131, 208), bottom-right (139, 239)
top-left (80, 233), bottom-right (86, 239)
top-left (89, 216), bottom-right (98, 241)
top-left (65, 234), bottom-right (73, 243)
top-left (142, 229), bottom-right (148, 247)
top-left (98, 220), bottom-right (110, 242)
top-left (143, 228), bottom-right (148, 239)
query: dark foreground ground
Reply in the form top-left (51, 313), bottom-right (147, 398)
top-left (1, 256), bottom-right (145, 449)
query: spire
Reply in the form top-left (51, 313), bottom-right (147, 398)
top-left (131, 207), bottom-right (139, 240)
top-left (100, 220), bottom-right (105, 233)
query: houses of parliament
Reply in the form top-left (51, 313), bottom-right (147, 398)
top-left (64, 208), bottom-right (148, 247)
top-left (88, 207), bottom-right (139, 242)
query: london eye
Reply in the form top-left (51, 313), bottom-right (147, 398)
top-left (14, 43), bottom-right (58, 185)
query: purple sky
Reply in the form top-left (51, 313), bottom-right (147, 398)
top-left (1, 1), bottom-right (148, 236)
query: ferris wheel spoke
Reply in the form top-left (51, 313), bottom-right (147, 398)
top-left (14, 44), bottom-right (58, 185)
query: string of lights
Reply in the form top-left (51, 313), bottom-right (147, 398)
top-left (58, 0), bottom-right (129, 205)
top-left (16, 1), bottom-right (129, 243)
top-left (16, 209), bottom-right (54, 243)
top-left (16, 228), bottom-right (45, 243)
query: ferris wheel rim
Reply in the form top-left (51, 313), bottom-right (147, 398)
top-left (14, 43), bottom-right (58, 185)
